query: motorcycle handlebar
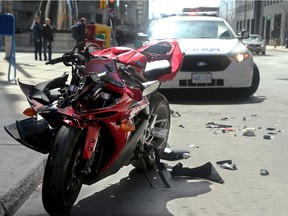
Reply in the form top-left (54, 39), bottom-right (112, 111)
top-left (45, 56), bottom-right (63, 65)
top-left (45, 52), bottom-right (81, 66)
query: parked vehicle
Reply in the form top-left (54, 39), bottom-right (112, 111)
top-left (4, 41), bottom-right (183, 215)
top-left (147, 15), bottom-right (260, 97)
top-left (241, 34), bottom-right (266, 55)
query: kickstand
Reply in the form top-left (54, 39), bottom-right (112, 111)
top-left (154, 148), bottom-right (171, 188)
top-left (137, 155), bottom-right (155, 188)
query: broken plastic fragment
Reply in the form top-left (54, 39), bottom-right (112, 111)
top-left (206, 122), bottom-right (233, 128)
top-left (162, 148), bottom-right (190, 161)
top-left (170, 110), bottom-right (181, 117)
top-left (170, 162), bottom-right (225, 184)
top-left (216, 160), bottom-right (237, 170)
top-left (241, 127), bottom-right (256, 136)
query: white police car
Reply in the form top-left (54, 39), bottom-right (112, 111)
top-left (147, 15), bottom-right (260, 97)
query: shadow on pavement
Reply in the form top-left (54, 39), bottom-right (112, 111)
top-left (159, 89), bottom-right (267, 105)
top-left (71, 167), bottom-right (213, 216)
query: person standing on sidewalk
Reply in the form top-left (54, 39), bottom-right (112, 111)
top-left (42, 18), bottom-right (54, 61)
top-left (76, 17), bottom-right (86, 52)
top-left (32, 16), bottom-right (42, 61)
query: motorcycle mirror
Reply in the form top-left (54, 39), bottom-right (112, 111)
top-left (142, 80), bottom-right (161, 97)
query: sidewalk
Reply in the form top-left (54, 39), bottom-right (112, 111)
top-left (266, 45), bottom-right (288, 52)
top-left (0, 51), bottom-right (67, 216)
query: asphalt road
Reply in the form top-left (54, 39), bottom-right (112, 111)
top-left (13, 49), bottom-right (288, 216)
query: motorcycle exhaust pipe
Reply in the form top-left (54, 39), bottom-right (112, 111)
top-left (4, 118), bottom-right (54, 154)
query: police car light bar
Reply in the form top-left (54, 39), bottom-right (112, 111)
top-left (182, 11), bottom-right (219, 17)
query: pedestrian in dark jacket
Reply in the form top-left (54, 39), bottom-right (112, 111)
top-left (32, 16), bottom-right (42, 61)
top-left (42, 18), bottom-right (54, 61)
top-left (76, 17), bottom-right (86, 52)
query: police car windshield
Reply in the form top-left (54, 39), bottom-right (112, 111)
top-left (149, 20), bottom-right (235, 40)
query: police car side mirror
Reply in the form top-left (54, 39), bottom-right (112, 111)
top-left (237, 29), bottom-right (249, 39)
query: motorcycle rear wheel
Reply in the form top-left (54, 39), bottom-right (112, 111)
top-left (42, 125), bottom-right (84, 215)
top-left (136, 92), bottom-right (170, 169)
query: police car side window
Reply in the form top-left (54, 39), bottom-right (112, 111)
top-left (218, 23), bottom-right (233, 39)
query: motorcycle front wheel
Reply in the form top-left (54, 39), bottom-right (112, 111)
top-left (42, 124), bottom-right (84, 215)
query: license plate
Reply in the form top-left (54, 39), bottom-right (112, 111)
top-left (192, 73), bottom-right (212, 83)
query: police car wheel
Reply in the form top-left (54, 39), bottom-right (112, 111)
top-left (235, 62), bottom-right (260, 97)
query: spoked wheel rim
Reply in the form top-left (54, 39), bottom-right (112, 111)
top-left (146, 106), bottom-right (170, 163)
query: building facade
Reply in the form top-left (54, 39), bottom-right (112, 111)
top-left (0, 0), bottom-right (149, 36)
top-left (220, 0), bottom-right (288, 46)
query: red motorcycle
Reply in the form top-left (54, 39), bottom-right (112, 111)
top-left (4, 40), bottom-right (183, 215)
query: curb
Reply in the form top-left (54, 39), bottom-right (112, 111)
top-left (0, 157), bottom-right (47, 216)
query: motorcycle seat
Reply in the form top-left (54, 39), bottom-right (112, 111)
top-left (143, 60), bottom-right (172, 81)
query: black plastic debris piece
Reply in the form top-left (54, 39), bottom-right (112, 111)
top-left (170, 110), bottom-right (181, 117)
top-left (170, 162), bottom-right (225, 184)
top-left (216, 160), bottom-right (237, 170)
top-left (221, 116), bottom-right (229, 120)
top-left (263, 135), bottom-right (274, 139)
top-left (260, 169), bottom-right (269, 176)
top-left (266, 127), bottom-right (276, 131)
top-left (162, 148), bottom-right (190, 161)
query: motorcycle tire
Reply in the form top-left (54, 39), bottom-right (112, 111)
top-left (134, 92), bottom-right (171, 169)
top-left (42, 124), bottom-right (84, 215)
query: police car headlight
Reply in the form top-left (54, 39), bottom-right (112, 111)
top-left (230, 45), bottom-right (251, 63)
top-left (233, 52), bottom-right (250, 63)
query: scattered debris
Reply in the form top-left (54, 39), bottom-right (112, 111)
top-left (170, 162), bottom-right (225, 184)
top-left (170, 110), bottom-right (181, 117)
top-left (263, 135), bottom-right (274, 139)
top-left (266, 127), bottom-right (276, 131)
top-left (179, 124), bottom-right (185, 128)
top-left (221, 116), bottom-right (229, 120)
top-left (216, 160), bottom-right (237, 170)
top-left (243, 117), bottom-right (247, 121)
top-left (251, 114), bottom-right (257, 117)
top-left (162, 147), bottom-right (190, 161)
top-left (214, 128), bottom-right (235, 135)
top-left (241, 127), bottom-right (256, 136)
top-left (206, 122), bottom-right (233, 128)
top-left (260, 169), bottom-right (269, 176)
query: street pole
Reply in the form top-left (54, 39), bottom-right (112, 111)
top-left (3, 0), bottom-right (13, 59)
top-left (221, 0), bottom-right (228, 21)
